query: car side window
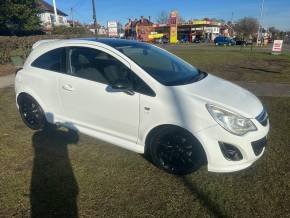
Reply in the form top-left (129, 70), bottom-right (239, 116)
top-left (68, 47), bottom-right (155, 96)
top-left (31, 48), bottom-right (66, 73)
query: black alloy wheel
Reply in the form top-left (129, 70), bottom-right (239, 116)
top-left (18, 95), bottom-right (46, 130)
top-left (149, 127), bottom-right (206, 175)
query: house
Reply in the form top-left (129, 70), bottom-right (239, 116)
top-left (37, 0), bottom-right (69, 31)
top-left (125, 16), bottom-right (153, 41)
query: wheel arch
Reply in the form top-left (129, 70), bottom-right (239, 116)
top-left (16, 90), bottom-right (47, 113)
top-left (144, 124), bottom-right (207, 163)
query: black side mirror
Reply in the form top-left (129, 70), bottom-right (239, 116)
top-left (110, 79), bottom-right (134, 95)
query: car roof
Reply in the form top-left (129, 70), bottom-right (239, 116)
top-left (78, 38), bottom-right (145, 48)
top-left (32, 38), bottom-right (148, 52)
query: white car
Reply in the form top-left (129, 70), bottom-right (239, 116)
top-left (15, 38), bottom-right (269, 175)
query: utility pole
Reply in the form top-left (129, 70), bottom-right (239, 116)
top-left (70, 7), bottom-right (75, 27)
top-left (92, 0), bottom-right (97, 35)
top-left (257, 0), bottom-right (265, 45)
top-left (52, 0), bottom-right (58, 26)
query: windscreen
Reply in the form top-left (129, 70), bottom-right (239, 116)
top-left (113, 43), bottom-right (201, 86)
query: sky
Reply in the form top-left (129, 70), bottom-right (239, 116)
top-left (47, 0), bottom-right (290, 31)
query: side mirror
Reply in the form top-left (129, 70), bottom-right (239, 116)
top-left (110, 79), bottom-right (134, 95)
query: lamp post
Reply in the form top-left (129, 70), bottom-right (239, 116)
top-left (92, 0), bottom-right (97, 35)
top-left (257, 0), bottom-right (265, 45)
top-left (52, 0), bottom-right (58, 26)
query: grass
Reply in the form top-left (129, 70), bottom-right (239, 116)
top-left (0, 87), bottom-right (290, 217)
top-left (166, 46), bottom-right (290, 83)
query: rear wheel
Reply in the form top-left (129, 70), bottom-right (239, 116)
top-left (18, 94), bottom-right (47, 130)
top-left (148, 126), bottom-right (206, 175)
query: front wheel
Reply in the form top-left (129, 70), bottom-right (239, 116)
top-left (148, 127), bottom-right (206, 175)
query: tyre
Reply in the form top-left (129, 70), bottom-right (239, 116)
top-left (18, 94), bottom-right (48, 130)
top-left (148, 126), bottom-right (206, 175)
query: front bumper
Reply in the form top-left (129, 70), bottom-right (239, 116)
top-left (194, 118), bottom-right (270, 173)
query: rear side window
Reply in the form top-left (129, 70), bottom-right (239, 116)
top-left (31, 48), bottom-right (66, 73)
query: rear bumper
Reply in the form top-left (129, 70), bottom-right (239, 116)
top-left (194, 118), bottom-right (269, 173)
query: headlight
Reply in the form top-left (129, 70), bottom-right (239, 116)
top-left (206, 104), bottom-right (257, 136)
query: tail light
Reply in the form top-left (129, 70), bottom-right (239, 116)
top-left (15, 67), bottom-right (23, 75)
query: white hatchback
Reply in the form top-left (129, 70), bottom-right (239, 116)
top-left (15, 38), bottom-right (269, 175)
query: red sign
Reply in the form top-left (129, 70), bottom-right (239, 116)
top-left (272, 40), bottom-right (283, 52)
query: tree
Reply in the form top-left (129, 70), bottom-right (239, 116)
top-left (0, 0), bottom-right (41, 36)
top-left (177, 13), bottom-right (186, 24)
top-left (234, 17), bottom-right (259, 39)
top-left (156, 11), bottom-right (169, 24)
top-left (268, 26), bottom-right (280, 40)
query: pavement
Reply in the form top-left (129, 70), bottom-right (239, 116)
top-left (0, 74), bottom-right (15, 89)
top-left (0, 74), bottom-right (290, 97)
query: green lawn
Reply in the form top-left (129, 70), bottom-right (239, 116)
top-left (167, 46), bottom-right (290, 83)
top-left (0, 87), bottom-right (290, 217)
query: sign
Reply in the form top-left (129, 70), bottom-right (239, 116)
top-left (170, 26), bottom-right (177, 43)
top-left (107, 21), bottom-right (118, 37)
top-left (169, 11), bottom-right (177, 43)
top-left (192, 20), bottom-right (221, 26)
top-left (272, 40), bottom-right (283, 53)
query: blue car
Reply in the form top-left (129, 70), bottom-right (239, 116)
top-left (214, 36), bottom-right (236, 46)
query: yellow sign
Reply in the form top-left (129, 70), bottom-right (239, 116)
top-left (148, 33), bottom-right (164, 39)
top-left (192, 20), bottom-right (221, 26)
top-left (170, 26), bottom-right (177, 43)
top-left (170, 11), bottom-right (178, 43)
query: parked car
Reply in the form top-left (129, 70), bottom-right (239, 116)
top-left (155, 36), bottom-right (169, 44)
top-left (214, 36), bottom-right (236, 46)
top-left (235, 38), bottom-right (253, 46)
top-left (193, 37), bottom-right (203, 43)
top-left (15, 38), bottom-right (269, 175)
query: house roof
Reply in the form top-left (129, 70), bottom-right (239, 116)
top-left (125, 17), bottom-right (153, 29)
top-left (37, 0), bottom-right (68, 17)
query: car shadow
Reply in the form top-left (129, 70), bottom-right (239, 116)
top-left (30, 127), bottom-right (79, 218)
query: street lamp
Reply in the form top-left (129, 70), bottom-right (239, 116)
top-left (257, 0), bottom-right (265, 45)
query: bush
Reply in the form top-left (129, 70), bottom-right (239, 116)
top-left (0, 33), bottom-right (94, 65)
top-left (52, 26), bottom-right (93, 35)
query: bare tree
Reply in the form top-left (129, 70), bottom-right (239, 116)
top-left (234, 17), bottom-right (259, 39)
top-left (156, 11), bottom-right (169, 24)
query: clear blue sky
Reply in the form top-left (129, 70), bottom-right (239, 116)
top-left (47, 0), bottom-right (290, 30)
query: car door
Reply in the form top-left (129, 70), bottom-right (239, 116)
top-left (29, 47), bottom-right (66, 118)
top-left (57, 45), bottom-right (140, 143)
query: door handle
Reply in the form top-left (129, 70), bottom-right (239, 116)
top-left (62, 84), bottom-right (74, 91)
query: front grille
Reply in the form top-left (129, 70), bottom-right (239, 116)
top-left (251, 137), bottom-right (267, 156)
top-left (256, 109), bottom-right (268, 126)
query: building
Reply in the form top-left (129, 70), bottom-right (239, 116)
top-left (153, 19), bottom-right (222, 42)
top-left (37, 0), bottom-right (69, 31)
top-left (125, 16), bottom-right (153, 41)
